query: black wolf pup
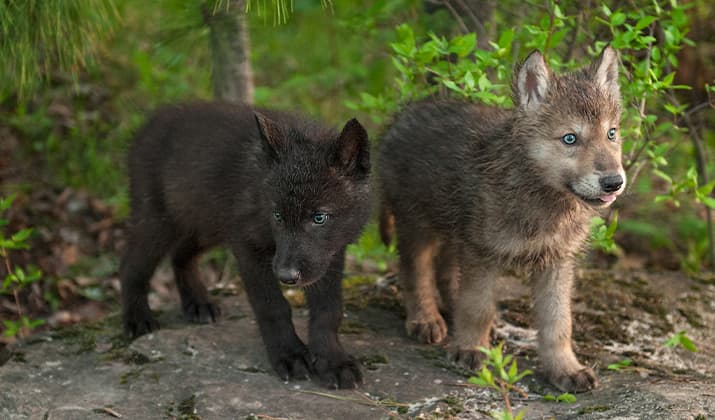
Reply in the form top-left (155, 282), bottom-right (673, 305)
top-left (121, 102), bottom-right (371, 389)
top-left (378, 47), bottom-right (625, 392)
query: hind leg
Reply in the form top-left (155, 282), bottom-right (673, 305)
top-left (120, 218), bottom-right (174, 337)
top-left (397, 232), bottom-right (447, 344)
top-left (171, 236), bottom-right (220, 324)
top-left (435, 243), bottom-right (459, 323)
top-left (450, 250), bottom-right (498, 369)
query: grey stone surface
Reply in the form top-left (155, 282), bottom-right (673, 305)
top-left (1, 270), bottom-right (713, 419)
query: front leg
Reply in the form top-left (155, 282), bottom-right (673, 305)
top-left (233, 244), bottom-right (311, 382)
top-left (533, 259), bottom-right (598, 392)
top-left (305, 249), bottom-right (363, 389)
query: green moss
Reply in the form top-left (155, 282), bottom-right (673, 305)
top-left (441, 395), bottom-right (464, 415)
top-left (165, 394), bottom-right (202, 420)
top-left (339, 319), bottom-right (370, 334)
top-left (119, 367), bottom-right (143, 385)
top-left (578, 405), bottom-right (610, 414)
top-left (358, 353), bottom-right (389, 370)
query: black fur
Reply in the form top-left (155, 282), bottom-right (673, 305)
top-left (120, 102), bottom-right (371, 389)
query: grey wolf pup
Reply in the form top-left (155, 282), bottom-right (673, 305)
top-left (121, 102), bottom-right (371, 389)
top-left (378, 47), bottom-right (625, 392)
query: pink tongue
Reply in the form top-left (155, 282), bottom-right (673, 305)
top-left (599, 194), bottom-right (617, 203)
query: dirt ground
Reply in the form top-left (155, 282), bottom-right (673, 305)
top-left (1, 267), bottom-right (713, 419)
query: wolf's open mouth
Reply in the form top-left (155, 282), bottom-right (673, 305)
top-left (579, 194), bottom-right (617, 207)
top-left (570, 187), bottom-right (618, 207)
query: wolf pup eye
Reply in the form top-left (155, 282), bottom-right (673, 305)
top-left (561, 133), bottom-right (577, 145)
top-left (312, 212), bottom-right (328, 225)
top-left (273, 211), bottom-right (282, 222)
top-left (607, 128), bottom-right (617, 141)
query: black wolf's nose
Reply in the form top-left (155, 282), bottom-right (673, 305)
top-left (600, 174), bottom-right (624, 193)
top-left (276, 268), bottom-right (300, 285)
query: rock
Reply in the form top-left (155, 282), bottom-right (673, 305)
top-left (1, 271), bottom-right (713, 419)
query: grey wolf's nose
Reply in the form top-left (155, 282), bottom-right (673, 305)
top-left (600, 174), bottom-right (624, 193)
top-left (276, 268), bottom-right (300, 285)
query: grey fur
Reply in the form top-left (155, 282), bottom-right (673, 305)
top-left (377, 46), bottom-right (625, 392)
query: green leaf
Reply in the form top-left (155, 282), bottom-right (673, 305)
top-left (696, 181), bottom-right (715, 197)
top-left (442, 79), bottom-right (460, 92)
top-left (653, 169), bottom-right (673, 184)
top-left (481, 366), bottom-right (494, 386)
top-left (448, 33), bottom-right (476, 58)
top-left (606, 210), bottom-right (619, 236)
top-left (464, 71), bottom-right (475, 90)
top-left (701, 197), bottom-right (715, 209)
top-left (468, 376), bottom-right (486, 386)
top-left (514, 369), bottom-right (533, 382)
top-left (11, 228), bottom-right (33, 244)
top-left (664, 330), bottom-right (698, 352)
top-left (679, 334), bottom-right (697, 352)
top-left (557, 393), bottom-right (577, 403)
top-left (635, 15), bottom-right (656, 31)
top-left (0, 194), bottom-right (17, 212)
top-left (497, 29), bottom-right (514, 50)
top-left (607, 358), bottom-right (632, 370)
top-left (507, 360), bottom-right (517, 379)
top-left (610, 12), bottom-right (626, 26)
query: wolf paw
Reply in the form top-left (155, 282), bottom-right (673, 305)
top-left (123, 302), bottom-right (160, 338)
top-left (550, 366), bottom-right (599, 393)
top-left (312, 352), bottom-right (364, 389)
top-left (267, 340), bottom-right (312, 381)
top-left (406, 314), bottom-right (448, 344)
top-left (182, 301), bottom-right (221, 324)
top-left (449, 348), bottom-right (486, 371)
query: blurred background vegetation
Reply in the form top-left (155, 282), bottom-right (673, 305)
top-left (0, 0), bottom-right (713, 339)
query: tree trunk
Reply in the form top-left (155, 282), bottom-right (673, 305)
top-left (204, 0), bottom-right (254, 104)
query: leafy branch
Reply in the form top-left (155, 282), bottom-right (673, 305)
top-left (0, 195), bottom-right (44, 339)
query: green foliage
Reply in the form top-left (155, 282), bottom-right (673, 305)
top-left (664, 330), bottom-right (697, 352)
top-left (349, 23), bottom-right (513, 123)
top-left (655, 166), bottom-right (715, 209)
top-left (0, 0), bottom-right (119, 99)
top-left (3, 317), bottom-right (45, 338)
top-left (346, 224), bottom-right (395, 272)
top-left (1, 0), bottom-right (713, 284)
top-left (607, 358), bottom-right (633, 371)
top-left (351, 0), bottom-right (710, 266)
top-left (468, 342), bottom-right (532, 419)
top-left (0, 195), bottom-right (45, 338)
top-left (543, 392), bottom-right (577, 403)
top-left (590, 212), bottom-right (620, 255)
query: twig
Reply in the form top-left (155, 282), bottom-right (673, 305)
top-left (255, 415), bottom-right (289, 420)
top-left (667, 91), bottom-right (715, 270)
top-left (624, 23), bottom-right (656, 171)
top-left (451, 0), bottom-right (487, 38)
top-left (100, 407), bottom-right (123, 418)
top-left (440, 0), bottom-right (470, 34)
top-left (296, 390), bottom-right (410, 409)
top-left (1, 249), bottom-right (25, 326)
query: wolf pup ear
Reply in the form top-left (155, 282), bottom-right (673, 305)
top-left (255, 112), bottom-right (284, 161)
top-left (335, 118), bottom-right (370, 177)
top-left (592, 45), bottom-right (620, 100)
top-left (515, 50), bottom-right (550, 113)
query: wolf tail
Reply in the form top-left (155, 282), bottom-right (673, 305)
top-left (379, 202), bottom-right (395, 247)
